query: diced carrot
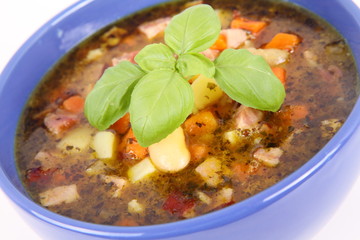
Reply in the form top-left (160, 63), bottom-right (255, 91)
top-left (210, 34), bottom-right (227, 51)
top-left (271, 67), bottom-right (286, 85)
top-left (111, 113), bottom-right (131, 134)
top-left (189, 143), bottom-right (209, 162)
top-left (232, 161), bottom-right (265, 182)
top-left (264, 33), bottom-right (301, 51)
top-left (62, 95), bottom-right (85, 113)
top-left (231, 17), bottom-right (267, 33)
top-left (289, 105), bottom-right (309, 121)
top-left (119, 128), bottom-right (148, 161)
top-left (184, 110), bottom-right (218, 136)
top-left (278, 105), bottom-right (309, 123)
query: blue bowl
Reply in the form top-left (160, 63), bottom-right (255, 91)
top-left (1, 0), bottom-right (360, 239)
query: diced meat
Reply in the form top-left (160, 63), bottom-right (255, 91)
top-left (34, 151), bottom-right (60, 169)
top-left (319, 65), bottom-right (343, 82)
top-left (246, 48), bottom-right (289, 66)
top-left (138, 17), bottom-right (171, 39)
top-left (253, 147), bottom-right (283, 167)
top-left (39, 184), bottom-right (80, 207)
top-left (112, 51), bottom-right (138, 66)
top-left (200, 48), bottom-right (220, 61)
top-left (318, 65), bottom-right (343, 96)
top-left (44, 110), bottom-right (78, 136)
top-left (221, 29), bottom-right (247, 49)
top-left (162, 191), bottom-right (195, 217)
top-left (102, 175), bottom-right (128, 198)
top-left (234, 105), bottom-right (264, 130)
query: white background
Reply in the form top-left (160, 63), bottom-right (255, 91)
top-left (1, 0), bottom-right (360, 239)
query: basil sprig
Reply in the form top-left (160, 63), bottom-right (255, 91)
top-left (85, 4), bottom-right (285, 147)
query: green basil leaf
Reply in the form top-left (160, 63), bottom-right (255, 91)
top-left (164, 4), bottom-right (221, 54)
top-left (214, 49), bottom-right (285, 111)
top-left (85, 61), bottom-right (145, 130)
top-left (129, 69), bottom-right (194, 147)
top-left (134, 43), bottom-right (176, 72)
top-left (176, 53), bottom-right (215, 79)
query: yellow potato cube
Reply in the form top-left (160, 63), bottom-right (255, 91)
top-left (91, 131), bottom-right (117, 159)
top-left (57, 127), bottom-right (93, 154)
top-left (128, 157), bottom-right (157, 183)
top-left (191, 75), bottom-right (223, 113)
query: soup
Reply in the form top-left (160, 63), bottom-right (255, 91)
top-left (16, 0), bottom-right (358, 226)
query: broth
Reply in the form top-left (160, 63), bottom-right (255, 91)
top-left (16, 0), bottom-right (359, 226)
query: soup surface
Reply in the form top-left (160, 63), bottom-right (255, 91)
top-left (16, 0), bottom-right (359, 226)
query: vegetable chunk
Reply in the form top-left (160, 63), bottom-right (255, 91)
top-left (127, 157), bottom-right (157, 183)
top-left (91, 131), bottom-right (117, 159)
top-left (195, 157), bottom-right (223, 187)
top-left (264, 33), bottom-right (301, 51)
top-left (57, 127), bottom-right (93, 154)
top-left (149, 127), bottom-right (190, 172)
top-left (253, 147), bottom-right (283, 167)
top-left (39, 184), bottom-right (80, 207)
top-left (184, 110), bottom-right (218, 135)
top-left (191, 74), bottom-right (224, 113)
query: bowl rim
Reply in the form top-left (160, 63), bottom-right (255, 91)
top-left (1, 0), bottom-right (360, 239)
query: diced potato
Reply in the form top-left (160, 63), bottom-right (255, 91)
top-left (195, 157), bottom-right (223, 187)
top-left (213, 187), bottom-right (234, 208)
top-left (191, 75), bottom-right (223, 113)
top-left (128, 157), bottom-right (157, 183)
top-left (246, 48), bottom-right (289, 66)
top-left (57, 127), bottom-right (93, 154)
top-left (128, 199), bottom-right (144, 213)
top-left (39, 184), bottom-right (80, 207)
top-left (223, 130), bottom-right (241, 145)
top-left (91, 131), bottom-right (117, 159)
top-left (86, 48), bottom-right (104, 61)
top-left (196, 190), bottom-right (212, 204)
top-left (149, 127), bottom-right (190, 172)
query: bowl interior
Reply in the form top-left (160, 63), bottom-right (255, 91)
top-left (1, 0), bottom-right (360, 238)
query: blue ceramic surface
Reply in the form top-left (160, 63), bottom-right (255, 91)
top-left (1, 0), bottom-right (360, 239)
